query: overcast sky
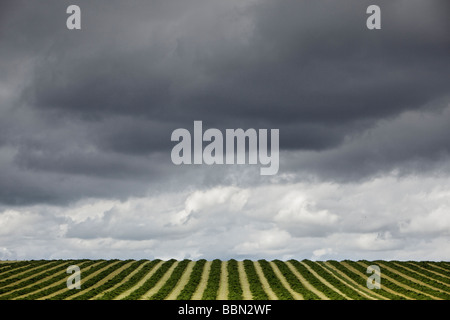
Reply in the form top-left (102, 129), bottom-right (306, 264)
top-left (1, 0), bottom-right (449, 261)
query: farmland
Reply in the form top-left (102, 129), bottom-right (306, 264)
top-left (0, 260), bottom-right (449, 300)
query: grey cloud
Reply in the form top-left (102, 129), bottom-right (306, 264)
top-left (283, 101), bottom-right (450, 181)
top-left (3, 178), bottom-right (450, 260)
top-left (0, 0), bottom-right (449, 266)
top-left (17, 0), bottom-right (450, 147)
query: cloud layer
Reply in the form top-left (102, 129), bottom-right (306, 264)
top-left (0, 0), bottom-right (449, 260)
top-left (2, 175), bottom-right (450, 260)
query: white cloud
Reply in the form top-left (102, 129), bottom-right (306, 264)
top-left (275, 191), bottom-right (338, 231)
top-left (312, 248), bottom-right (334, 260)
top-left (1, 172), bottom-right (450, 260)
top-left (354, 232), bottom-right (401, 251)
top-left (184, 186), bottom-right (249, 215)
top-left (400, 206), bottom-right (450, 235)
top-left (233, 228), bottom-right (292, 255)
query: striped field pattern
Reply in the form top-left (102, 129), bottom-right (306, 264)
top-left (0, 260), bottom-right (449, 300)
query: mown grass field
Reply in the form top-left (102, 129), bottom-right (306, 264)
top-left (0, 259), bottom-right (449, 300)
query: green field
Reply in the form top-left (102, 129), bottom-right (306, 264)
top-left (0, 259), bottom-right (449, 300)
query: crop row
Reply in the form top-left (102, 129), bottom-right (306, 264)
top-left (150, 259), bottom-right (190, 300)
top-left (23, 260), bottom-right (111, 300)
top-left (326, 260), bottom-right (400, 300)
top-left (369, 261), bottom-right (450, 300)
top-left (0, 260), bottom-right (83, 300)
top-left (405, 262), bottom-right (450, 284)
top-left (202, 259), bottom-right (221, 300)
top-left (72, 260), bottom-right (138, 300)
top-left (1, 260), bottom-right (448, 300)
top-left (257, 260), bottom-right (293, 300)
top-left (177, 259), bottom-right (206, 300)
top-left (50, 260), bottom-right (126, 300)
top-left (227, 259), bottom-right (243, 300)
top-left (272, 260), bottom-right (319, 300)
top-left (124, 259), bottom-right (176, 300)
top-left (0, 260), bottom-right (64, 289)
top-left (0, 261), bottom-right (36, 277)
top-left (345, 261), bottom-right (429, 300)
top-left (303, 260), bottom-right (367, 300)
top-left (289, 260), bottom-right (345, 299)
top-left (243, 260), bottom-right (268, 300)
top-left (97, 260), bottom-right (160, 300)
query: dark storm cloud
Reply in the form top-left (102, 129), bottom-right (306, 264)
top-left (25, 0), bottom-right (450, 146)
top-left (0, 154), bottom-right (161, 205)
top-left (284, 100), bottom-right (450, 181)
top-left (0, 0), bottom-right (449, 205)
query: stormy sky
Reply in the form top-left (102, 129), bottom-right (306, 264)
top-left (1, 0), bottom-right (449, 260)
